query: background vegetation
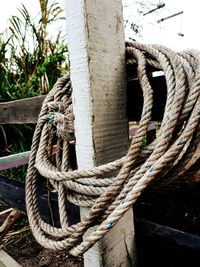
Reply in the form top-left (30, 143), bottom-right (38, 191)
top-left (0, 0), bottom-right (68, 180)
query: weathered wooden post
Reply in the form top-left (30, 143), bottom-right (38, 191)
top-left (65, 0), bottom-right (136, 266)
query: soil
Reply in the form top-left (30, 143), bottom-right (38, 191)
top-left (0, 210), bottom-right (83, 267)
top-left (10, 239), bottom-right (83, 267)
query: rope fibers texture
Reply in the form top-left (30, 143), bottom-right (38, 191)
top-left (25, 42), bottom-right (200, 256)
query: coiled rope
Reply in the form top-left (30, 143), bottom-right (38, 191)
top-left (25, 42), bottom-right (200, 256)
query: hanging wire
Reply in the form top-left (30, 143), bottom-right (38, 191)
top-left (143, 3), bottom-right (165, 16)
top-left (178, 11), bottom-right (184, 37)
top-left (157, 11), bottom-right (183, 23)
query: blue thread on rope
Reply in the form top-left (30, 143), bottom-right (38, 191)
top-left (120, 199), bottom-right (126, 205)
top-left (177, 139), bottom-right (185, 145)
top-left (148, 165), bottom-right (154, 173)
top-left (106, 223), bottom-right (112, 229)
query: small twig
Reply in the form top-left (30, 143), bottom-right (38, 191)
top-left (0, 209), bottom-right (22, 241)
top-left (0, 208), bottom-right (13, 216)
top-left (5, 226), bottom-right (30, 237)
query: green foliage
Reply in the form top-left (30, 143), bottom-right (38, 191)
top-left (0, 1), bottom-right (69, 181)
top-left (0, 1), bottom-right (68, 101)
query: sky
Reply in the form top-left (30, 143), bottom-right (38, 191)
top-left (0, 0), bottom-right (66, 40)
top-left (123, 0), bottom-right (200, 51)
top-left (0, 0), bottom-right (199, 51)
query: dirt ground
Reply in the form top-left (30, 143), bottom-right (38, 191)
top-left (4, 233), bottom-right (83, 267)
top-left (0, 209), bottom-right (83, 267)
top-left (11, 239), bottom-right (83, 267)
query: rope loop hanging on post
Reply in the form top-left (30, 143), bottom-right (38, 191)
top-left (25, 42), bottom-right (200, 256)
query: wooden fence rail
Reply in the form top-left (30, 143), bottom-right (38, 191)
top-left (0, 151), bottom-right (30, 171)
top-left (0, 95), bottom-right (45, 124)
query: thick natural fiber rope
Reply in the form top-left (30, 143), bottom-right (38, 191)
top-left (25, 42), bottom-right (200, 256)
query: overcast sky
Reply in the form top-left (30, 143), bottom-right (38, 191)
top-left (123, 0), bottom-right (200, 50)
top-left (0, 0), bottom-right (65, 40)
top-left (0, 0), bottom-right (199, 51)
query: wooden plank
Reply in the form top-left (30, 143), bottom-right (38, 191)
top-left (135, 217), bottom-right (200, 256)
top-left (0, 74), bottom-right (167, 125)
top-left (0, 151), bottom-right (30, 171)
top-left (65, 0), bottom-right (136, 266)
top-left (0, 249), bottom-right (21, 267)
top-left (0, 209), bottom-right (22, 242)
top-left (0, 176), bottom-right (80, 226)
top-left (0, 95), bottom-right (45, 124)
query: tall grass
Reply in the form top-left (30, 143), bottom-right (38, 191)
top-left (0, 1), bottom-right (68, 101)
top-left (0, 0), bottom-right (69, 181)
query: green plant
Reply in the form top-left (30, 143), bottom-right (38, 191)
top-left (0, 1), bottom-right (68, 101)
top-left (0, 1), bottom-right (69, 182)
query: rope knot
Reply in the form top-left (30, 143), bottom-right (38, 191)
top-left (48, 104), bottom-right (74, 141)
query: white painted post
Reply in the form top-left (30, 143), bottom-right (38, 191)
top-left (65, 0), bottom-right (136, 266)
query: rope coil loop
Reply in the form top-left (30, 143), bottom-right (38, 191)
top-left (25, 42), bottom-right (200, 256)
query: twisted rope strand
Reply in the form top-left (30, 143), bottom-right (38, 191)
top-left (25, 42), bottom-right (200, 255)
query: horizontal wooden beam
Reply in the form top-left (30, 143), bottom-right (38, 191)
top-left (135, 218), bottom-right (200, 253)
top-left (0, 175), bottom-right (39, 216)
top-left (0, 151), bottom-right (30, 171)
top-left (0, 95), bottom-right (45, 124)
top-left (0, 75), bottom-right (166, 125)
top-left (0, 175), bottom-right (80, 226)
